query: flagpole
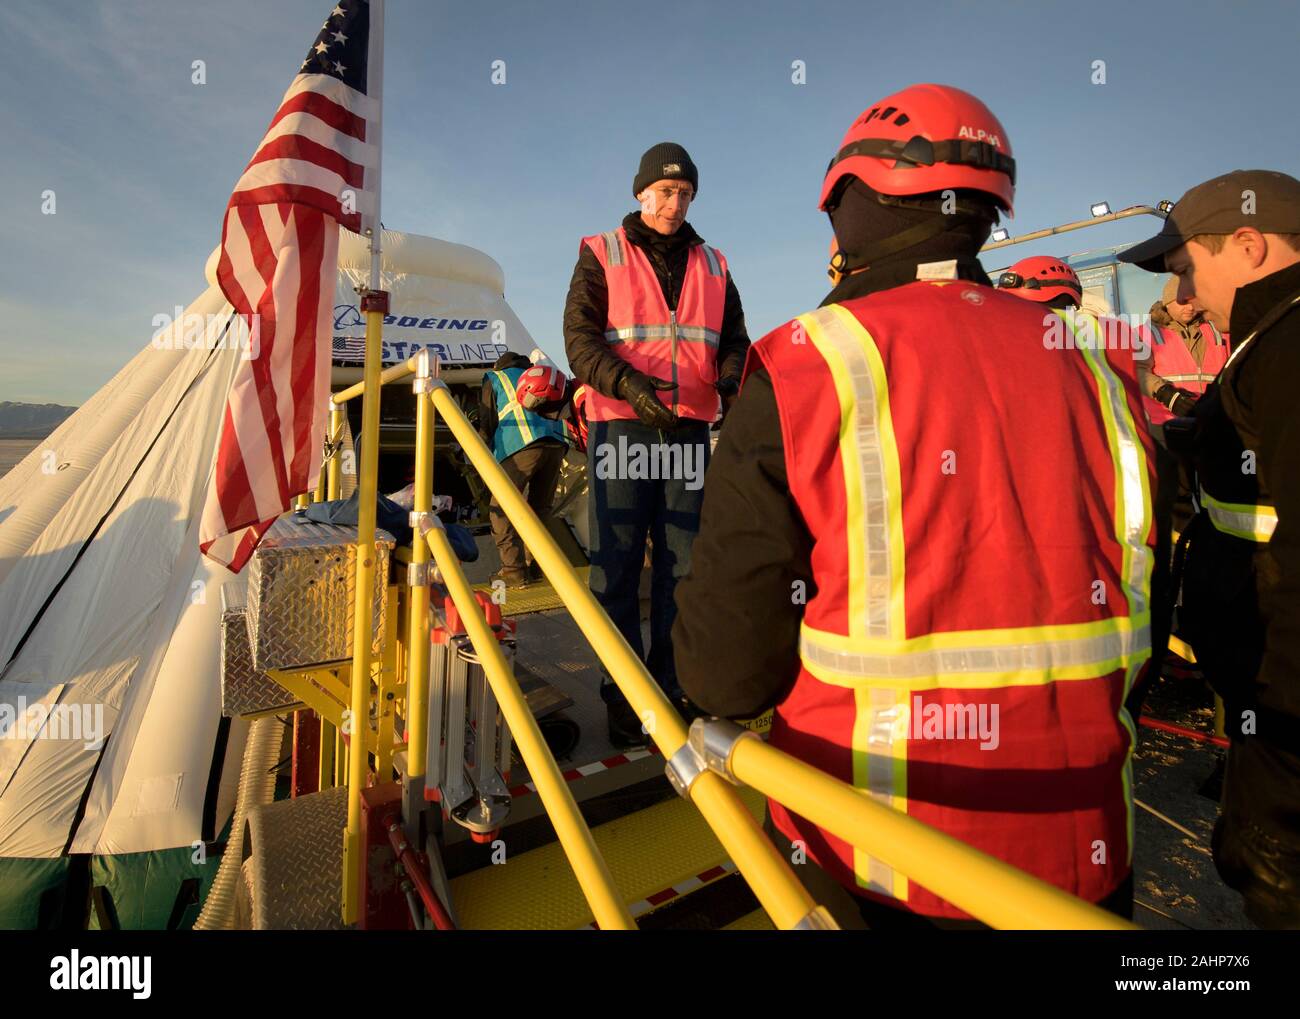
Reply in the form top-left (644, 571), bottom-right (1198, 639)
top-left (343, 0), bottom-right (385, 927)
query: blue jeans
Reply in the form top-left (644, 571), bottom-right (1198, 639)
top-left (587, 418), bottom-right (711, 706)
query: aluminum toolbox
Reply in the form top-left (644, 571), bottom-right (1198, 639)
top-left (220, 584), bottom-right (302, 718)
top-left (245, 516), bottom-right (395, 672)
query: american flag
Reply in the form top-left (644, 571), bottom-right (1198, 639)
top-left (200, 0), bottom-right (383, 571)
top-left (332, 335), bottom-right (370, 362)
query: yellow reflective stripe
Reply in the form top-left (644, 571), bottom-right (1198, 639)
top-left (800, 304), bottom-right (908, 897)
top-left (1061, 312), bottom-right (1153, 620)
top-left (1200, 488), bottom-right (1277, 542)
top-left (1120, 659), bottom-right (1140, 866)
top-left (852, 686), bottom-right (909, 901)
top-left (493, 370), bottom-right (534, 446)
top-left (801, 615), bottom-right (1150, 690)
top-left (799, 305), bottom-right (905, 640)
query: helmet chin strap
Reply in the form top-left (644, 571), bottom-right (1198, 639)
top-left (828, 188), bottom-right (997, 279)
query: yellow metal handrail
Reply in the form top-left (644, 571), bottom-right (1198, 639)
top-left (725, 735), bottom-right (1135, 929)
top-left (328, 356), bottom-right (1139, 931)
top-left (425, 382), bottom-right (824, 929)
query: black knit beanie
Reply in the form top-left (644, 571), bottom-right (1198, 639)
top-left (633, 143), bottom-right (699, 198)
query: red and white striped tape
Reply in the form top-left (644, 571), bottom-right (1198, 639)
top-left (508, 746), bottom-right (662, 798)
top-left (586, 862), bottom-right (738, 928)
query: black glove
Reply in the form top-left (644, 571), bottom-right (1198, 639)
top-left (618, 371), bottom-right (679, 429)
top-left (1156, 383), bottom-right (1198, 418)
top-left (714, 375), bottom-right (741, 415)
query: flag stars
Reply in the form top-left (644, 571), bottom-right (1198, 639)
top-left (332, 5), bottom-right (346, 16)
top-left (331, 31), bottom-right (348, 44)
top-left (314, 41), bottom-right (328, 55)
top-left (333, 61), bottom-right (346, 75)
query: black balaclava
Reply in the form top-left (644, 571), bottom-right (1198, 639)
top-left (827, 178), bottom-right (996, 272)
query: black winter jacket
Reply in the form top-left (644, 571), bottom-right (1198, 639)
top-left (562, 212), bottom-right (750, 399)
top-left (1183, 261), bottom-right (1300, 744)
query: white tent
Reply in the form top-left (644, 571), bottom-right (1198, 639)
top-left (0, 229), bottom-right (537, 928)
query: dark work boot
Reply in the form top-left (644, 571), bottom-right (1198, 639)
top-left (606, 698), bottom-right (650, 750)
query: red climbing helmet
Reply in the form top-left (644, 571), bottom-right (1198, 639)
top-left (996, 255), bottom-right (1083, 305)
top-left (515, 364), bottom-right (568, 415)
top-left (820, 83), bottom-right (1016, 215)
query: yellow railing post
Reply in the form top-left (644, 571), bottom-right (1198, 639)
top-left (425, 384), bottom-right (824, 929)
top-left (420, 518), bottom-right (636, 931)
top-left (340, 294), bottom-right (385, 925)
top-left (328, 405), bottom-right (346, 501)
top-left (405, 351), bottom-right (436, 804)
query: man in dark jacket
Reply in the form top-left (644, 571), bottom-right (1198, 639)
top-left (563, 142), bottom-right (750, 746)
top-left (1120, 169), bottom-right (1300, 928)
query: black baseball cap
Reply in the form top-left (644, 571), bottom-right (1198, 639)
top-left (1119, 169), bottom-right (1300, 272)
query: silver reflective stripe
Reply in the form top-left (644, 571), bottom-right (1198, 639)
top-left (602, 231), bottom-right (624, 267)
top-left (801, 621), bottom-right (1150, 688)
top-left (605, 324), bottom-right (719, 346)
top-left (701, 245), bottom-right (723, 277)
top-left (804, 306), bottom-right (894, 637)
top-left (1072, 313), bottom-right (1151, 617)
top-left (1200, 487), bottom-right (1277, 542)
top-left (1161, 373), bottom-right (1216, 384)
top-left (676, 324), bottom-right (718, 345)
top-left (861, 687), bottom-right (905, 897)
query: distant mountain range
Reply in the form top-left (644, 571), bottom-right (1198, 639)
top-left (0, 402), bottom-right (78, 438)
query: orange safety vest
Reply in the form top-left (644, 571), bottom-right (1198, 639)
top-left (1140, 321), bottom-right (1227, 425)
top-left (748, 283), bottom-right (1155, 919)
top-left (581, 227), bottom-right (728, 423)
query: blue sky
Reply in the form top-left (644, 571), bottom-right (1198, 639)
top-left (2, 0), bottom-right (1297, 404)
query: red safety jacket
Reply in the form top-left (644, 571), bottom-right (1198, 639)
top-left (1141, 322), bottom-right (1228, 425)
top-left (747, 284), bottom-right (1156, 919)
top-left (581, 227), bottom-right (728, 422)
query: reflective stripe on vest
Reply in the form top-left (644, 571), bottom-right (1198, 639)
top-left (793, 302), bottom-right (1150, 902)
top-left (701, 245), bottom-right (723, 277)
top-left (601, 230), bottom-right (625, 267)
top-left (1064, 311), bottom-right (1153, 622)
top-left (1200, 487), bottom-right (1277, 542)
top-left (604, 324), bottom-right (720, 346)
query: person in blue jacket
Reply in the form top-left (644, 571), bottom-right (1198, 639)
top-left (478, 351), bottom-right (569, 587)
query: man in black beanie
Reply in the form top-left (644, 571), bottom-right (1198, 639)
top-left (563, 142), bottom-right (750, 747)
